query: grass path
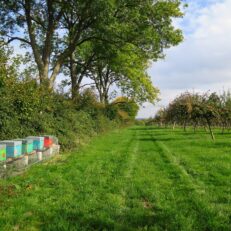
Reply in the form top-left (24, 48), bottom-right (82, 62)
top-left (0, 127), bottom-right (230, 230)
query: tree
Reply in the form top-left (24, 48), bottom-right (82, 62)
top-left (200, 92), bottom-right (220, 140)
top-left (1, 0), bottom-right (184, 96)
top-left (108, 96), bottom-right (139, 122)
top-left (85, 42), bottom-right (159, 105)
top-left (165, 92), bottom-right (193, 131)
top-left (219, 90), bottom-right (231, 133)
top-left (155, 91), bottom-right (228, 140)
top-left (0, 0), bottom-right (116, 87)
top-left (68, 0), bottom-right (184, 101)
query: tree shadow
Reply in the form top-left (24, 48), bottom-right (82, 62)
top-left (193, 141), bottom-right (231, 149)
top-left (37, 204), bottom-right (174, 231)
top-left (129, 127), bottom-right (158, 131)
top-left (138, 137), bottom-right (182, 142)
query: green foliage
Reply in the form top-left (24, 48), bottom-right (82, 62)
top-left (0, 0), bottom-right (184, 101)
top-left (0, 0), bottom-right (186, 148)
top-left (0, 47), bottom-right (121, 150)
top-left (106, 96), bottom-right (139, 122)
top-left (112, 97), bottom-right (139, 120)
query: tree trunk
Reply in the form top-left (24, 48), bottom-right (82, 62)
top-left (222, 123), bottom-right (225, 134)
top-left (102, 86), bottom-right (110, 105)
top-left (207, 120), bottom-right (215, 140)
top-left (183, 120), bottom-right (187, 132)
top-left (193, 122), bottom-right (197, 133)
top-left (69, 53), bottom-right (78, 100)
top-left (172, 121), bottom-right (176, 130)
top-left (103, 93), bottom-right (109, 105)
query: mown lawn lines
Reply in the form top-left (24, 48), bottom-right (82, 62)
top-left (148, 127), bottom-right (230, 230)
top-left (134, 127), bottom-right (228, 230)
top-left (152, 127), bottom-right (231, 224)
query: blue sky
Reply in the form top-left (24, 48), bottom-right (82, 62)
top-left (138, 0), bottom-right (231, 118)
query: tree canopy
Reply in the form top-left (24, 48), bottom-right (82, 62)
top-left (0, 0), bottom-right (184, 104)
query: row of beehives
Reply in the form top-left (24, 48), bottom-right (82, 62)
top-left (0, 136), bottom-right (60, 178)
top-left (0, 135), bottom-right (59, 162)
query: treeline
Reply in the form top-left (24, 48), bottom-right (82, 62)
top-left (0, 1), bottom-right (184, 149)
top-left (148, 91), bottom-right (231, 140)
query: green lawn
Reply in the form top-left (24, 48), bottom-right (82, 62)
top-left (0, 127), bottom-right (230, 231)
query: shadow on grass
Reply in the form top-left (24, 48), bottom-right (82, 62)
top-left (193, 141), bottom-right (231, 149)
top-left (138, 137), bottom-right (183, 142)
top-left (38, 206), bottom-right (174, 231)
top-left (129, 127), bottom-right (158, 131)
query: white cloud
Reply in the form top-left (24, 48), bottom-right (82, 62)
top-left (138, 0), bottom-right (231, 118)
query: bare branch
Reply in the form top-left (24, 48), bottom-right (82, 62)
top-left (79, 83), bottom-right (95, 89)
top-left (7, 36), bottom-right (31, 45)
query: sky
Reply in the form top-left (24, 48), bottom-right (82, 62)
top-left (137, 0), bottom-right (231, 118)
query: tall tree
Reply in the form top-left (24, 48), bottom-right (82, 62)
top-left (66, 0), bottom-right (184, 100)
top-left (0, 0), bottom-right (184, 96)
top-left (0, 0), bottom-right (114, 87)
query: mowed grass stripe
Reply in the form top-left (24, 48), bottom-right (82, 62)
top-left (149, 127), bottom-right (231, 224)
top-left (148, 128), bottom-right (228, 230)
top-left (125, 127), bottom-right (211, 230)
top-left (121, 127), bottom-right (230, 230)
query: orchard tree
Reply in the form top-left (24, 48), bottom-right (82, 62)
top-left (219, 90), bottom-right (231, 133)
top-left (167, 92), bottom-right (193, 131)
top-left (155, 91), bottom-right (229, 140)
top-left (200, 92), bottom-right (220, 140)
top-left (154, 107), bottom-right (168, 127)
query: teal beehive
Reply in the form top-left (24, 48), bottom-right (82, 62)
top-left (27, 136), bottom-right (44, 150)
top-left (0, 140), bottom-right (22, 158)
top-left (15, 139), bottom-right (33, 154)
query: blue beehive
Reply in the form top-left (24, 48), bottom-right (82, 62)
top-left (0, 140), bottom-right (22, 158)
top-left (27, 136), bottom-right (44, 150)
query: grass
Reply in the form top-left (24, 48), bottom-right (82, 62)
top-left (0, 126), bottom-right (230, 231)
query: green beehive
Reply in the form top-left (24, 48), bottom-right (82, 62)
top-left (0, 144), bottom-right (6, 161)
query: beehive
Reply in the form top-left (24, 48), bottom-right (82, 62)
top-left (27, 136), bottom-right (44, 150)
top-left (43, 135), bottom-right (53, 148)
top-left (0, 140), bottom-right (22, 158)
top-left (15, 139), bottom-right (33, 154)
top-left (0, 144), bottom-right (6, 161)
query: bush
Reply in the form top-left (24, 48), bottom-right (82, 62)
top-left (0, 48), bottom-right (135, 151)
top-left (0, 76), bottom-right (120, 150)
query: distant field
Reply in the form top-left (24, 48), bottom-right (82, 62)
top-left (0, 127), bottom-right (230, 230)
